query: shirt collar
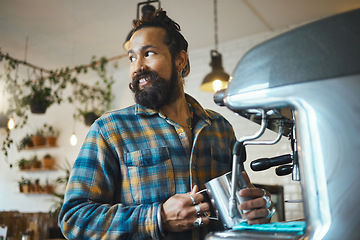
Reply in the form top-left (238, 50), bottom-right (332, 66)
top-left (134, 94), bottom-right (217, 123)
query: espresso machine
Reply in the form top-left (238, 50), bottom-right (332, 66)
top-left (205, 8), bottom-right (360, 240)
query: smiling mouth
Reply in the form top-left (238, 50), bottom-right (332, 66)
top-left (138, 76), bottom-right (151, 88)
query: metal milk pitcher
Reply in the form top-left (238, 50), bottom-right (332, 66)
top-left (204, 171), bottom-right (252, 229)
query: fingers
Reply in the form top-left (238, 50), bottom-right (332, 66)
top-left (192, 202), bottom-right (210, 216)
top-left (244, 206), bottom-right (275, 225)
top-left (162, 187), bottom-right (211, 232)
top-left (192, 215), bottom-right (210, 228)
top-left (191, 185), bottom-right (199, 194)
top-left (239, 187), bottom-right (267, 198)
top-left (241, 171), bottom-right (254, 188)
top-left (240, 196), bottom-right (270, 210)
top-left (188, 185), bottom-right (204, 205)
top-left (238, 187), bottom-right (274, 224)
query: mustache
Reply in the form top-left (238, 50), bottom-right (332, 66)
top-left (130, 70), bottom-right (159, 90)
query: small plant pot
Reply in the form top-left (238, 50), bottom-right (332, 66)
top-left (44, 185), bottom-right (53, 194)
top-left (32, 161), bottom-right (41, 169)
top-left (24, 161), bottom-right (32, 170)
top-left (29, 184), bottom-right (36, 193)
top-left (84, 112), bottom-right (99, 126)
top-left (32, 135), bottom-right (46, 146)
top-left (42, 157), bottom-right (55, 169)
top-left (34, 185), bottom-right (44, 193)
top-left (19, 185), bottom-right (24, 193)
top-left (46, 136), bottom-right (57, 146)
top-left (22, 185), bottom-right (30, 193)
top-left (25, 142), bottom-right (34, 149)
top-left (30, 101), bottom-right (49, 114)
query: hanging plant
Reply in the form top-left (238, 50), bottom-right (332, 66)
top-left (22, 80), bottom-right (55, 114)
top-left (1, 50), bottom-right (122, 163)
top-left (69, 56), bottom-right (114, 126)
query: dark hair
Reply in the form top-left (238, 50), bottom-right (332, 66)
top-left (132, 9), bottom-right (190, 77)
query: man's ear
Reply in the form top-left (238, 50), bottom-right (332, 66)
top-left (176, 50), bottom-right (188, 72)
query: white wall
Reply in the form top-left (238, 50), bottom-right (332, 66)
top-left (0, 26), bottom-right (303, 221)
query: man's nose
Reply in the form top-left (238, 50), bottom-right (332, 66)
top-left (133, 58), bottom-right (147, 74)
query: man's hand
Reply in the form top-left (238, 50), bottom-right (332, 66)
top-left (239, 171), bottom-right (274, 225)
top-left (161, 185), bottom-right (211, 232)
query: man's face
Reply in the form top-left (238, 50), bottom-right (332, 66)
top-left (128, 27), bottom-right (182, 109)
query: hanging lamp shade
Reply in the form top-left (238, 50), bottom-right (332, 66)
top-left (123, 1), bottom-right (160, 51)
top-left (201, 50), bottom-right (230, 92)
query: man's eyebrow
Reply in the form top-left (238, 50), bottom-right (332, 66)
top-left (128, 45), bottom-right (158, 55)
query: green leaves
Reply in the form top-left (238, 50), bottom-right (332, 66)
top-left (1, 50), bottom-right (119, 163)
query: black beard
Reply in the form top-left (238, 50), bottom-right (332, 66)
top-left (129, 67), bottom-right (182, 110)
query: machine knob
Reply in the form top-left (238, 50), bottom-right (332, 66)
top-left (275, 164), bottom-right (293, 176)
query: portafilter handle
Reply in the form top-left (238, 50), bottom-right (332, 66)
top-left (250, 154), bottom-right (292, 171)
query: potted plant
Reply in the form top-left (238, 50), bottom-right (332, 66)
top-left (42, 154), bottom-right (55, 169)
top-left (70, 63), bottom-right (114, 127)
top-left (17, 134), bottom-right (34, 150)
top-left (34, 178), bottom-right (44, 193)
top-left (22, 178), bottom-right (32, 193)
top-left (44, 178), bottom-right (53, 194)
top-left (18, 177), bottom-right (27, 193)
top-left (43, 123), bottom-right (59, 146)
top-left (1, 54), bottom-right (116, 160)
top-left (22, 80), bottom-right (55, 114)
top-left (30, 155), bottom-right (41, 169)
top-left (17, 157), bottom-right (32, 170)
top-left (17, 158), bottom-right (28, 170)
top-left (32, 128), bottom-right (46, 146)
top-left (80, 110), bottom-right (100, 126)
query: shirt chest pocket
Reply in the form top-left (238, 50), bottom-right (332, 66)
top-left (124, 147), bottom-right (175, 204)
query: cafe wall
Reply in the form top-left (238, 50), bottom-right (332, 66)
top-left (0, 25), bottom-right (303, 221)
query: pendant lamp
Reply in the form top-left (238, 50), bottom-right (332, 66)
top-left (200, 0), bottom-right (229, 92)
top-left (123, 0), bottom-right (161, 51)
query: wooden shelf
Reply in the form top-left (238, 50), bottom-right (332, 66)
top-left (20, 168), bottom-right (56, 172)
top-left (23, 145), bottom-right (58, 150)
top-left (19, 192), bottom-right (54, 195)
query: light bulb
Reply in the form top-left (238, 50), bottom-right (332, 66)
top-left (70, 133), bottom-right (78, 146)
top-left (7, 117), bottom-right (15, 130)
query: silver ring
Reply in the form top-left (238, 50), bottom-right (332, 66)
top-left (193, 216), bottom-right (203, 227)
top-left (262, 195), bottom-right (272, 208)
top-left (262, 188), bottom-right (267, 197)
top-left (266, 207), bottom-right (276, 219)
top-left (189, 194), bottom-right (196, 205)
top-left (195, 204), bottom-right (201, 216)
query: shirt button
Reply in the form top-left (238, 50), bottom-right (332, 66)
top-left (192, 165), bottom-right (196, 170)
top-left (179, 132), bottom-right (186, 137)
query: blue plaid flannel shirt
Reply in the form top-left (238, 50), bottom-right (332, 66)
top-left (59, 94), bottom-right (236, 239)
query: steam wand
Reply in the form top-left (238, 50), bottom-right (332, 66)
top-left (229, 110), bottom-right (284, 218)
top-left (229, 109), bottom-right (267, 218)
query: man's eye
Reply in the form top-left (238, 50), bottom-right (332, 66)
top-left (129, 56), bottom-right (136, 62)
top-left (145, 51), bottom-right (155, 57)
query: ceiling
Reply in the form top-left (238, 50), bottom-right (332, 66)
top-left (1, 0), bottom-right (360, 70)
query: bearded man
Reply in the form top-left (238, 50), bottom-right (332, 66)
top-left (59, 10), bottom-right (273, 240)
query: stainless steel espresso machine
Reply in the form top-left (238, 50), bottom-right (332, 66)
top-left (205, 9), bottom-right (360, 240)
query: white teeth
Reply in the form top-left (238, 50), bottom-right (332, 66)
top-left (139, 77), bottom-right (149, 83)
